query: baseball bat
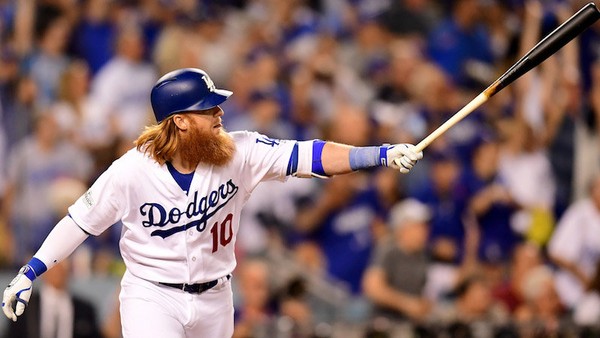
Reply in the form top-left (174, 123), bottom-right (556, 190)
top-left (414, 2), bottom-right (600, 152)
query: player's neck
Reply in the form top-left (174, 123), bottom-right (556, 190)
top-left (170, 154), bottom-right (197, 174)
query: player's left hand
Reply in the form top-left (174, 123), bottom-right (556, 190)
top-left (386, 144), bottom-right (423, 174)
top-left (2, 266), bottom-right (33, 322)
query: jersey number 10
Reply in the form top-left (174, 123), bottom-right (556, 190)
top-left (210, 213), bottom-right (234, 253)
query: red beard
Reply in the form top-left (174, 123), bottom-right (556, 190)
top-left (180, 126), bottom-right (236, 167)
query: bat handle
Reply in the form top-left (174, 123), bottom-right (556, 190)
top-left (414, 93), bottom-right (490, 153)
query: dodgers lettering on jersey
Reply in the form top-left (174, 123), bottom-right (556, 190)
top-left (68, 131), bottom-right (295, 283)
top-left (140, 179), bottom-right (239, 238)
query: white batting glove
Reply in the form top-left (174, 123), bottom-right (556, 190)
top-left (386, 144), bottom-right (423, 174)
top-left (2, 266), bottom-right (34, 322)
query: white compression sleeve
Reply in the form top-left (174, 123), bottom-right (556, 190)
top-left (33, 215), bottom-right (90, 271)
top-left (294, 140), bottom-right (314, 178)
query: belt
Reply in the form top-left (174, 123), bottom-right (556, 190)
top-left (159, 275), bottom-right (231, 294)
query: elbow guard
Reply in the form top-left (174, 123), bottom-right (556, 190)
top-left (293, 140), bottom-right (329, 179)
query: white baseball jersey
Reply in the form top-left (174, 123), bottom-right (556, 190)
top-left (68, 131), bottom-right (295, 283)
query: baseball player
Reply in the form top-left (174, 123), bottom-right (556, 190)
top-left (2, 68), bottom-right (423, 337)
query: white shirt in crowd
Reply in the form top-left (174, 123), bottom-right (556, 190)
top-left (548, 198), bottom-right (600, 308)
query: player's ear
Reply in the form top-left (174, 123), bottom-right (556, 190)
top-left (172, 114), bottom-right (189, 131)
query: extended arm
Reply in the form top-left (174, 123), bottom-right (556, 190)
top-left (294, 140), bottom-right (423, 178)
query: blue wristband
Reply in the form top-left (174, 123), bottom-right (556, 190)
top-left (379, 145), bottom-right (390, 166)
top-left (24, 257), bottom-right (48, 281)
top-left (349, 146), bottom-right (388, 170)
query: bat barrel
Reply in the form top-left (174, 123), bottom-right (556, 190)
top-left (414, 3), bottom-right (600, 153)
top-left (490, 2), bottom-right (600, 96)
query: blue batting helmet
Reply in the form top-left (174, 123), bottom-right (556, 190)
top-left (150, 68), bottom-right (232, 123)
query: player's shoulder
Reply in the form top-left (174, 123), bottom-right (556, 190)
top-left (114, 147), bottom-right (143, 163)
top-left (106, 147), bottom-right (156, 172)
top-left (229, 130), bottom-right (259, 142)
top-left (229, 130), bottom-right (293, 146)
top-left (229, 130), bottom-right (266, 150)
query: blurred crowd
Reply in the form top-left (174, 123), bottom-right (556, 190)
top-left (0, 0), bottom-right (600, 337)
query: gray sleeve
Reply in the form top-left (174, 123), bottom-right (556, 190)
top-left (6, 144), bottom-right (25, 184)
top-left (61, 143), bottom-right (94, 181)
top-left (369, 240), bottom-right (394, 269)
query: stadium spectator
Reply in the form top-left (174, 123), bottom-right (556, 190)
top-left (377, 0), bottom-right (436, 39)
top-left (183, 8), bottom-right (239, 86)
top-left (573, 259), bottom-right (600, 331)
top-left (492, 242), bottom-right (544, 314)
top-left (429, 274), bottom-right (510, 336)
top-left (2, 259), bottom-right (102, 338)
top-left (0, 48), bottom-right (22, 148)
top-left (497, 117), bottom-right (555, 246)
top-left (275, 276), bottom-right (314, 337)
top-left (371, 39), bottom-right (427, 146)
top-left (362, 198), bottom-right (432, 323)
top-left (426, 0), bottom-right (495, 89)
top-left (50, 60), bottom-right (115, 155)
top-left (228, 89), bottom-right (295, 140)
top-left (88, 24), bottom-right (157, 142)
top-left (295, 171), bottom-right (385, 295)
top-left (233, 258), bottom-right (275, 338)
top-left (514, 265), bottom-right (567, 338)
top-left (463, 134), bottom-right (520, 265)
top-left (70, 0), bottom-right (117, 75)
top-left (1, 112), bottom-right (92, 263)
top-left (405, 62), bottom-right (477, 160)
top-left (412, 149), bottom-right (467, 264)
top-left (548, 173), bottom-right (600, 310)
top-left (23, 12), bottom-right (72, 109)
top-left (0, 75), bottom-right (37, 151)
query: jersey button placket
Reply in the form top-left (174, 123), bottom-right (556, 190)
top-left (185, 227), bottom-right (194, 279)
top-left (184, 190), bottom-right (197, 283)
top-left (185, 207), bottom-right (201, 283)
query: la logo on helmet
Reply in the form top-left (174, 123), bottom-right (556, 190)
top-left (202, 75), bottom-right (216, 92)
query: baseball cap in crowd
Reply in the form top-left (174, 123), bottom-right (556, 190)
top-left (389, 198), bottom-right (431, 229)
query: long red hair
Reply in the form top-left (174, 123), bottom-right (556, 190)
top-left (134, 118), bottom-right (180, 165)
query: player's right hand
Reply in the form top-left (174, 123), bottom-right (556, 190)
top-left (2, 266), bottom-right (33, 322)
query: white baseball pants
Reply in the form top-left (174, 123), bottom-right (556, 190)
top-left (119, 270), bottom-right (234, 338)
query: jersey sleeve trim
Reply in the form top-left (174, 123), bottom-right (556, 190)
top-left (286, 142), bottom-right (299, 176)
top-left (68, 213), bottom-right (94, 236)
top-left (68, 212), bottom-right (103, 237)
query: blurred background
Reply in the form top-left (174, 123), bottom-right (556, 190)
top-left (0, 0), bottom-right (600, 337)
